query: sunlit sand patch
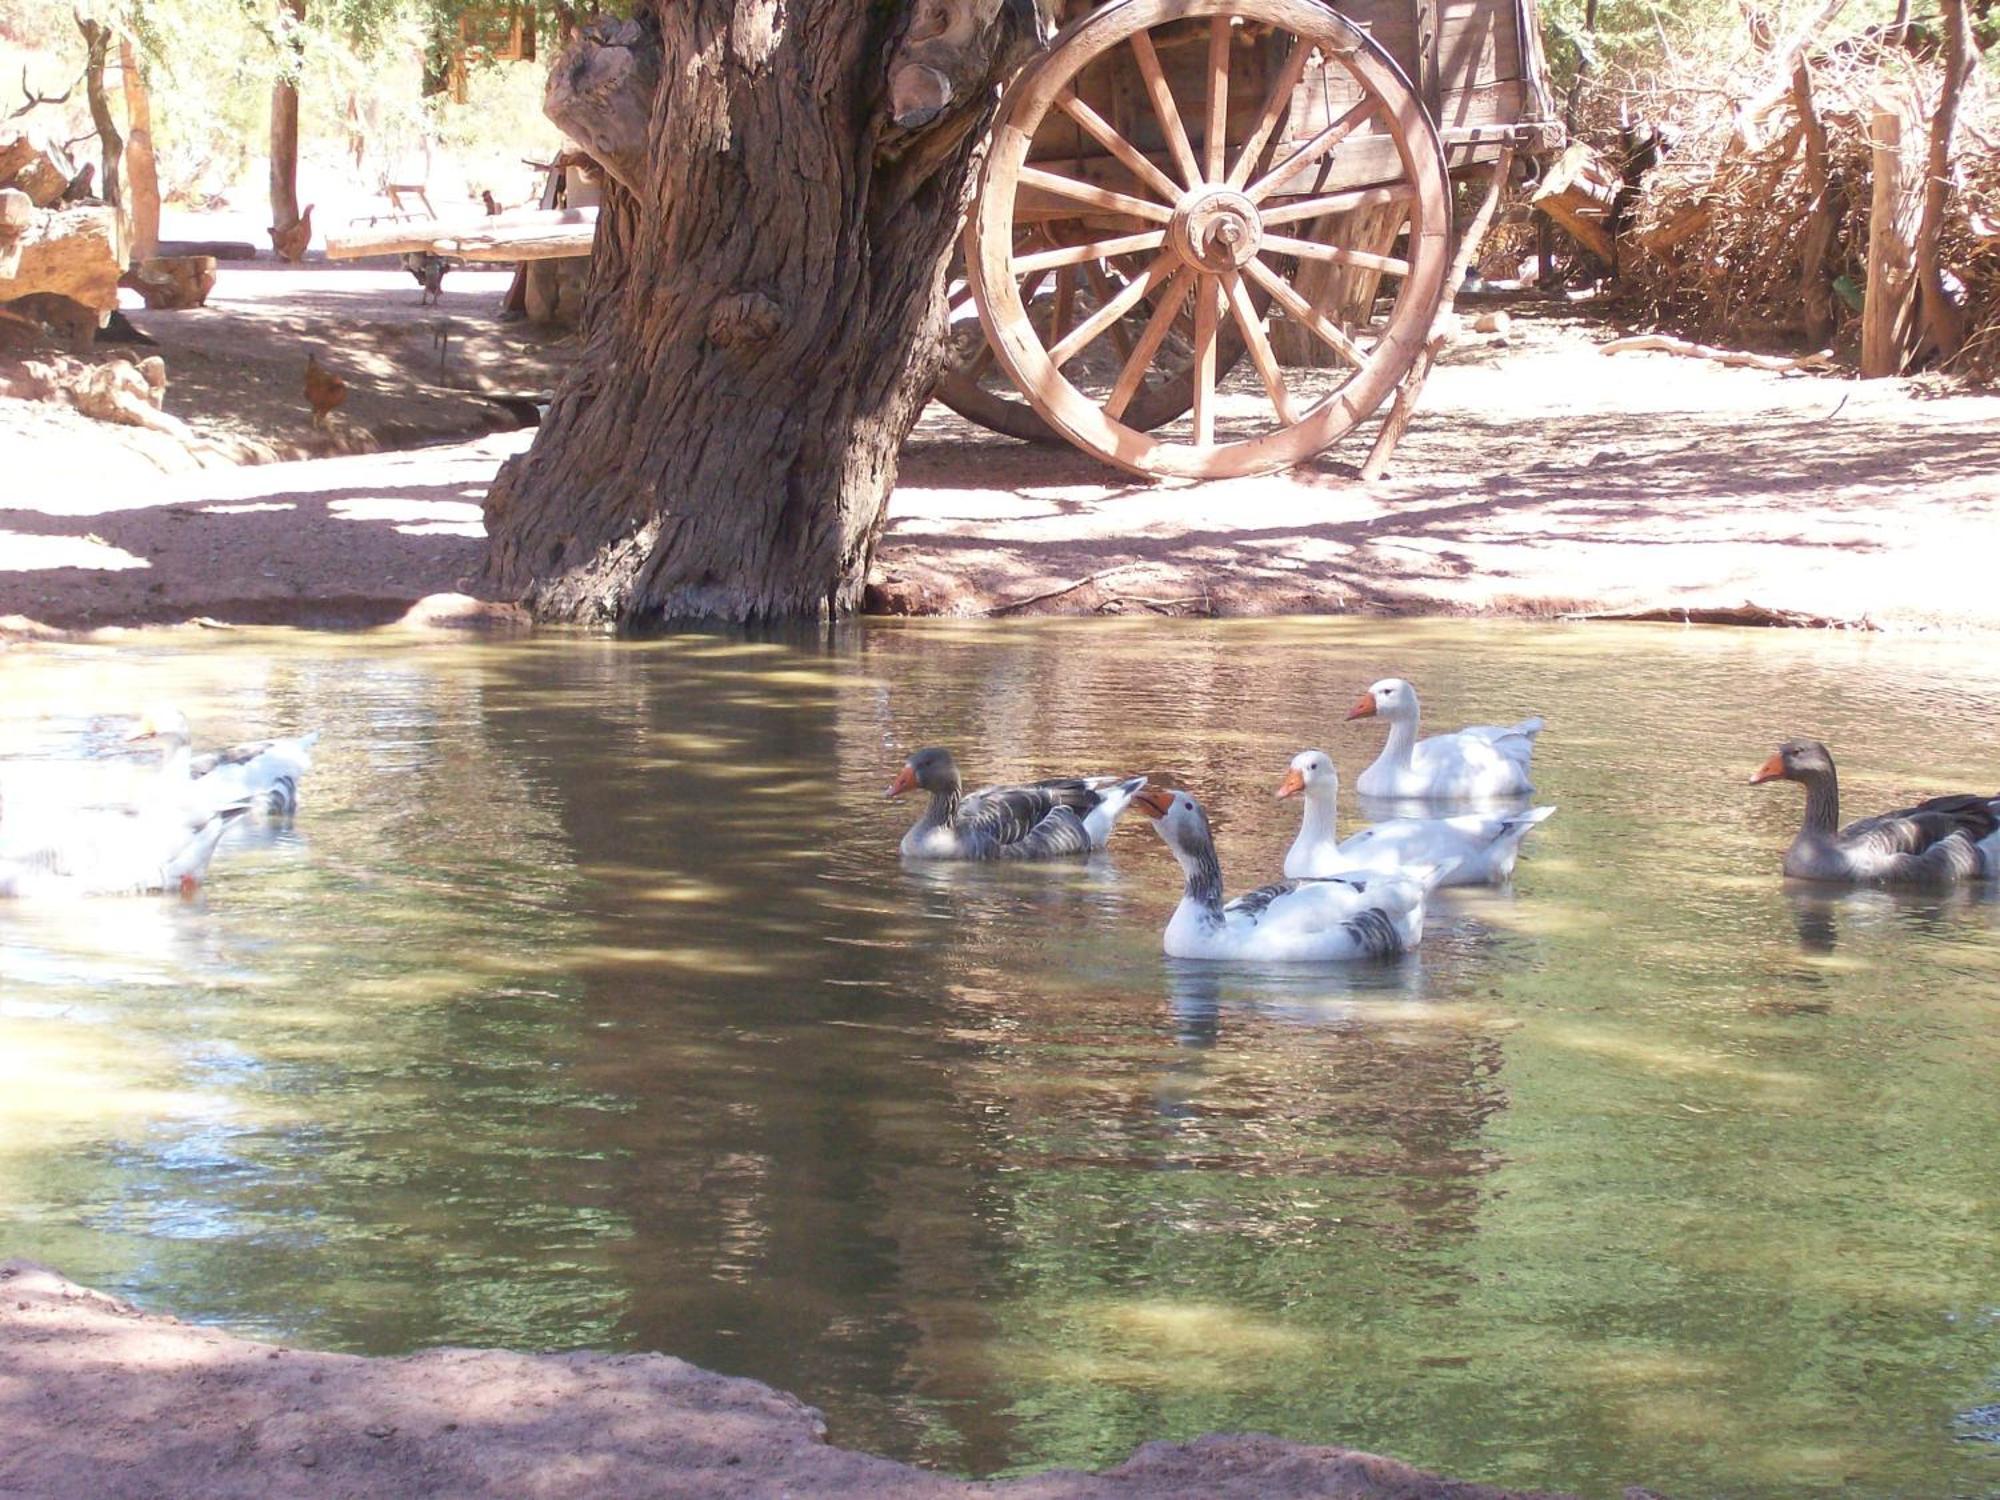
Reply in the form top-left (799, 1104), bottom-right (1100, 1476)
top-left (1543, 1025), bottom-right (1813, 1090)
top-left (1002, 1299), bottom-right (1316, 1391)
top-left (0, 532), bottom-right (150, 572)
top-left (0, 1026), bottom-right (211, 1137)
top-left (562, 942), bottom-right (776, 977)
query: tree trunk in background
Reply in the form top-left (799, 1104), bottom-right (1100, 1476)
top-left (479, 2), bottom-right (1039, 625)
top-left (269, 0), bottom-right (307, 236)
top-left (1913, 0), bottom-right (1974, 366)
top-left (118, 37), bottom-right (159, 261)
top-left (76, 16), bottom-right (123, 223)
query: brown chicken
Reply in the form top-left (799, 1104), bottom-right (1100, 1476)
top-left (304, 352), bottom-right (347, 428)
top-left (269, 204), bottom-right (314, 264)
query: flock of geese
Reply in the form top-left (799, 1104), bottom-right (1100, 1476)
top-left (890, 677), bottom-right (2000, 963)
top-left (4, 679), bottom-right (1998, 960)
top-left (0, 708), bottom-right (317, 899)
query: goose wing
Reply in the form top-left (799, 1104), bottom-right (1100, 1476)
top-left (958, 775), bottom-right (1118, 848)
top-left (955, 784), bottom-right (1070, 848)
top-left (1833, 794), bottom-right (1999, 880)
top-left (995, 805), bottom-right (1093, 860)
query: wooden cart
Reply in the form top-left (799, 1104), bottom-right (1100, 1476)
top-left (937, 0), bottom-right (1559, 478)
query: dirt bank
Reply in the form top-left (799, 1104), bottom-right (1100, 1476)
top-left (0, 1262), bottom-right (1588, 1500)
top-left (3, 301), bottom-right (1997, 635)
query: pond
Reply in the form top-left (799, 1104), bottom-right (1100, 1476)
top-left (2, 619), bottom-right (1998, 1498)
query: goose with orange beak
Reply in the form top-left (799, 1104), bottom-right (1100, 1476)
top-left (889, 746), bottom-right (1147, 860)
top-left (1751, 739), bottom-right (2000, 883)
top-left (1133, 783), bottom-right (1453, 961)
top-left (1277, 750), bottom-right (1554, 884)
top-left (1345, 678), bottom-right (1541, 801)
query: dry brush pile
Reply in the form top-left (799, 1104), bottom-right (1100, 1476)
top-left (1568, 10), bottom-right (1997, 380)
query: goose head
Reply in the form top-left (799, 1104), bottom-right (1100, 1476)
top-left (125, 705), bottom-right (193, 749)
top-left (1134, 784), bottom-right (1215, 854)
top-left (1346, 677), bottom-right (1416, 722)
top-left (1276, 749), bottom-right (1337, 801)
top-left (888, 745), bottom-right (961, 800)
top-left (1750, 739), bottom-right (1835, 785)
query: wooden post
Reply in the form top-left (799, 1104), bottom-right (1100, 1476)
top-left (1361, 149), bottom-right (1513, 481)
top-left (1861, 102), bottom-right (1915, 377)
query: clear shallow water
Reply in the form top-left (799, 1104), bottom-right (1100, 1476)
top-left (2, 619), bottom-right (1999, 1498)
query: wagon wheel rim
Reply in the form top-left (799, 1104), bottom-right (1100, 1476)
top-left (966, 0), bottom-right (1450, 480)
top-left (934, 227), bottom-right (1263, 441)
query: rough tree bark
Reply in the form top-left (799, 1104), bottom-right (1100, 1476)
top-left (118, 36), bottom-right (159, 261)
top-left (480, 0), bottom-right (1041, 625)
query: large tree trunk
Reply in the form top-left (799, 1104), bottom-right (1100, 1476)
top-left (118, 36), bottom-right (160, 262)
top-left (268, 0), bottom-right (306, 237)
top-left (480, 1), bottom-right (1039, 626)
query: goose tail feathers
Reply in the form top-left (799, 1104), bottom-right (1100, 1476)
top-left (1082, 775), bottom-right (1150, 849)
top-left (1400, 857), bottom-right (1462, 893)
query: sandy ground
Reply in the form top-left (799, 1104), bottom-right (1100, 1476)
top-left (1, 261), bottom-right (568, 476)
top-left (0, 1262), bottom-right (1592, 1500)
top-left (4, 297), bottom-right (1997, 634)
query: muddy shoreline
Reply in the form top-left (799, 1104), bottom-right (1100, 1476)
top-left (0, 1262), bottom-right (1596, 1499)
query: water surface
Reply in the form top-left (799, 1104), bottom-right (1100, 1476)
top-left (3, 619), bottom-right (1998, 1497)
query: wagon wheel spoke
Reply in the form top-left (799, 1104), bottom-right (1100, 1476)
top-left (1055, 90), bottom-right (1184, 205)
top-left (1105, 268), bottom-right (1192, 420)
top-left (1242, 255), bottom-right (1366, 367)
top-left (1224, 38), bottom-right (1315, 190)
top-left (1189, 274), bottom-right (1221, 446)
top-left (1012, 229), bottom-right (1169, 275)
top-left (1049, 249), bottom-right (1179, 368)
top-left (1248, 99), bottom-right (1376, 204)
top-left (1083, 261), bottom-right (1136, 361)
top-left (1259, 233), bottom-right (1411, 278)
top-left (1204, 16), bottom-right (1230, 182)
top-left (1129, 29), bottom-right (1203, 190)
top-left (1258, 186), bottom-right (1414, 227)
top-left (1049, 266), bottom-right (1078, 347)
top-left (1017, 165), bottom-right (1174, 223)
top-left (1222, 270), bottom-right (1300, 426)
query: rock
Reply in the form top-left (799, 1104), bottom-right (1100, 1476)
top-left (1473, 311), bottom-right (1512, 336)
top-left (0, 205), bottom-right (123, 340)
top-left (0, 1260), bottom-right (1605, 1499)
top-left (0, 130), bottom-right (75, 208)
top-left (123, 254), bottom-right (217, 310)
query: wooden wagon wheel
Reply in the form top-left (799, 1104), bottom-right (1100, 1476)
top-left (934, 236), bottom-right (1262, 442)
top-left (966, 0), bottom-right (1451, 479)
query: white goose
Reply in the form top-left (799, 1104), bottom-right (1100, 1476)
top-left (0, 794), bottom-right (252, 898)
top-left (1346, 678), bottom-right (1541, 800)
top-left (1132, 785), bottom-right (1452, 961)
top-left (128, 706), bottom-right (319, 819)
top-left (1277, 750), bottom-right (1554, 886)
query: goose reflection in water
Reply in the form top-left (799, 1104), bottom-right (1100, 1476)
top-left (1784, 879), bottom-right (2000, 956)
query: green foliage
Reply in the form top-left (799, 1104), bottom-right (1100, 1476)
top-left (0, 0), bottom-right (560, 209)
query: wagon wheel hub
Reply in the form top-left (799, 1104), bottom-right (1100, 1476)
top-left (1170, 187), bottom-right (1262, 273)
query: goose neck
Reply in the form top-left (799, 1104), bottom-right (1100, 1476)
top-left (1171, 836), bottom-right (1227, 920)
top-left (1297, 785), bottom-right (1341, 848)
top-left (1797, 767), bottom-right (1840, 838)
top-left (1380, 711), bottom-right (1419, 765)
